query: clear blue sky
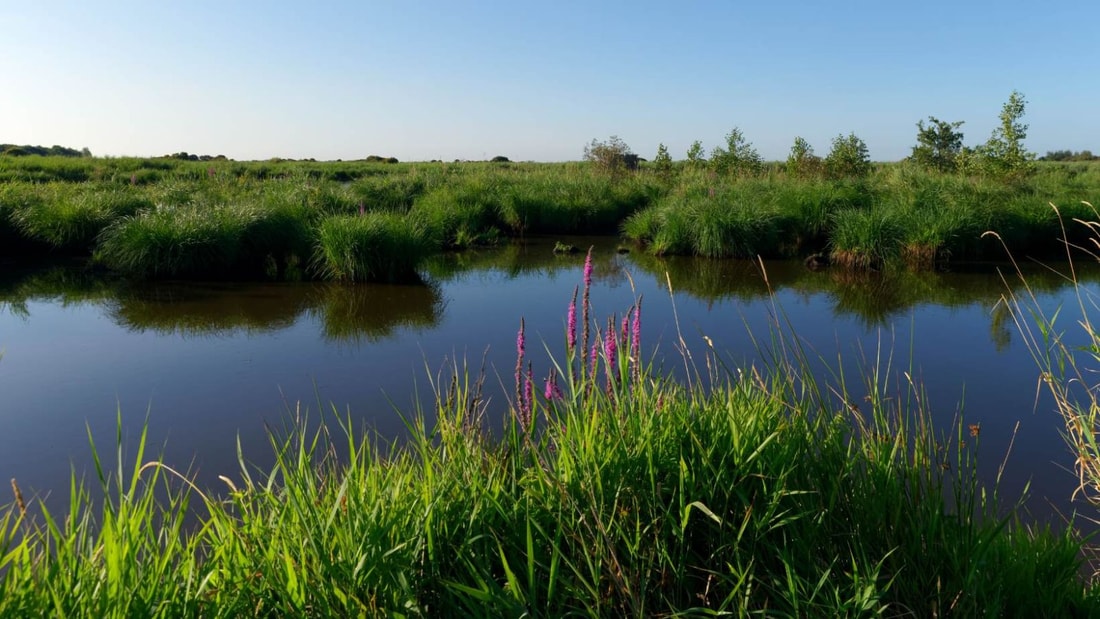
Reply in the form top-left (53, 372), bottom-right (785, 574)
top-left (2, 1), bottom-right (1097, 162)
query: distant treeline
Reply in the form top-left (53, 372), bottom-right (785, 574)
top-left (0, 144), bottom-right (91, 158)
top-left (1040, 150), bottom-right (1099, 162)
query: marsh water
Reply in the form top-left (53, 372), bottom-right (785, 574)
top-left (2, 237), bottom-right (1098, 526)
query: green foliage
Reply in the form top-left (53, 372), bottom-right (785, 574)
top-left (911, 117), bottom-right (965, 172)
top-left (313, 213), bottom-right (432, 282)
top-left (709, 127), bottom-right (763, 176)
top-left (829, 208), bottom-right (904, 269)
top-left (1041, 149), bottom-right (1098, 162)
top-left (411, 179), bottom-right (506, 248)
top-left (0, 156), bottom-right (1098, 275)
top-left (685, 140), bottom-right (707, 168)
top-left (0, 143), bottom-right (89, 157)
top-left (786, 136), bottom-right (822, 178)
top-left (11, 185), bottom-right (152, 252)
top-left (95, 204), bottom-right (259, 278)
top-left (583, 135), bottom-right (635, 178)
top-left (825, 133), bottom-right (872, 179)
top-left (973, 90), bottom-right (1035, 178)
top-left (653, 142), bottom-right (673, 179)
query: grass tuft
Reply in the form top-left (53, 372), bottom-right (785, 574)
top-left (313, 213), bottom-right (433, 282)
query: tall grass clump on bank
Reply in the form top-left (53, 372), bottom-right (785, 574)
top-left (95, 204), bottom-right (264, 278)
top-left (2, 251), bottom-right (1098, 616)
top-left (829, 208), bottom-right (906, 270)
top-left (10, 184), bottom-right (152, 253)
top-left (623, 180), bottom-right (782, 258)
top-left (314, 213), bottom-right (433, 282)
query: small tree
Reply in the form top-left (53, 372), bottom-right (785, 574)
top-left (825, 133), bottom-right (871, 179)
top-left (584, 135), bottom-right (634, 177)
top-left (786, 136), bottom-right (822, 178)
top-left (686, 140), bottom-right (707, 168)
top-left (653, 143), bottom-right (673, 179)
top-left (975, 90), bottom-right (1035, 177)
top-left (710, 127), bottom-right (763, 176)
top-left (911, 117), bottom-right (965, 173)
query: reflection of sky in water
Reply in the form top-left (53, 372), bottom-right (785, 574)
top-left (0, 247), bottom-right (1098, 530)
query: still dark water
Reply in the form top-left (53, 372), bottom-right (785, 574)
top-left (1, 238), bottom-right (1097, 527)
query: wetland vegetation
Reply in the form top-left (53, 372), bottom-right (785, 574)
top-left (5, 90), bottom-right (1100, 615)
top-left (4, 252), bottom-right (1100, 616)
top-left (1, 93), bottom-right (1098, 281)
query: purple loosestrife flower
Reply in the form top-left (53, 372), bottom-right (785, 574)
top-left (523, 363), bottom-right (535, 430)
top-left (130, 174), bottom-right (136, 186)
top-left (631, 298), bottom-right (642, 383)
top-left (515, 318), bottom-right (525, 417)
top-left (567, 286), bottom-right (578, 352)
top-left (544, 368), bottom-right (563, 402)
top-left (620, 315), bottom-right (629, 346)
top-left (583, 248), bottom-right (593, 289)
top-left (358, 202), bottom-right (365, 216)
top-left (605, 317), bottom-right (618, 377)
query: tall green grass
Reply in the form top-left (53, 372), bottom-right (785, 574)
top-left (1000, 203), bottom-right (1100, 576)
top-left (313, 213), bottom-right (433, 282)
top-left (11, 185), bottom-right (152, 252)
top-left (2, 260), bottom-right (1098, 616)
top-left (3, 157), bottom-right (1100, 276)
top-left (95, 204), bottom-right (266, 278)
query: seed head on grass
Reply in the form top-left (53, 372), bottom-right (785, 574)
top-left (10, 478), bottom-right (25, 517)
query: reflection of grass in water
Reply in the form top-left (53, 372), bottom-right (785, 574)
top-left (4, 253), bottom-right (1099, 340)
top-left (625, 252), bottom-right (1100, 329)
top-left (106, 283), bottom-right (315, 337)
top-left (0, 267), bottom-right (444, 342)
top-left (108, 282), bottom-right (444, 342)
top-left (310, 282), bottom-right (443, 343)
top-left (421, 237), bottom-right (626, 283)
top-left (0, 263), bottom-right (120, 318)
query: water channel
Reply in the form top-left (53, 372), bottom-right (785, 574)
top-left (1, 237), bottom-right (1097, 528)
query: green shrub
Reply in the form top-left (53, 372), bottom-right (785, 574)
top-left (825, 133), bottom-right (872, 179)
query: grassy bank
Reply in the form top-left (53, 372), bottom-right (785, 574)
top-left (2, 255), bottom-right (1098, 616)
top-left (1, 156), bottom-right (1099, 280)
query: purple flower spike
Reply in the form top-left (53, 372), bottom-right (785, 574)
top-left (583, 248), bottom-right (593, 290)
top-left (544, 368), bottom-right (563, 402)
top-left (515, 318), bottom-right (525, 415)
top-left (606, 324), bottom-right (618, 372)
top-left (358, 202), bottom-right (365, 216)
top-left (589, 340), bottom-right (599, 380)
top-left (567, 286), bottom-right (577, 351)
